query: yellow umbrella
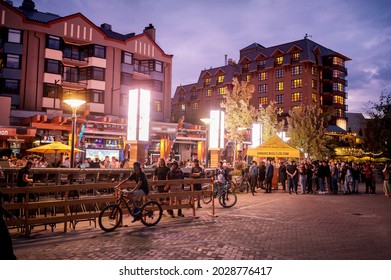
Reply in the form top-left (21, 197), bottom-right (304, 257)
top-left (27, 142), bottom-right (83, 153)
top-left (27, 141), bottom-right (84, 163)
top-left (373, 157), bottom-right (391, 162)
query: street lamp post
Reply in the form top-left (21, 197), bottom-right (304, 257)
top-left (63, 94), bottom-right (86, 168)
top-left (200, 118), bottom-right (211, 168)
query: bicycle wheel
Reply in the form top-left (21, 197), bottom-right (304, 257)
top-left (140, 200), bottom-right (162, 227)
top-left (219, 190), bottom-right (237, 208)
top-left (98, 204), bottom-right (122, 232)
top-left (202, 185), bottom-right (213, 204)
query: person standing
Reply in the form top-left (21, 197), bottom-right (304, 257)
top-left (265, 160), bottom-right (274, 193)
top-left (16, 161), bottom-right (34, 203)
top-left (305, 162), bottom-right (313, 193)
top-left (249, 161), bottom-right (258, 193)
top-left (363, 163), bottom-right (374, 194)
top-left (278, 161), bottom-right (287, 191)
top-left (258, 161), bottom-right (266, 189)
top-left (330, 162), bottom-right (339, 195)
top-left (317, 161), bottom-right (327, 194)
top-left (191, 159), bottom-right (204, 208)
top-left (382, 163), bottom-right (391, 198)
top-left (298, 163), bottom-right (307, 194)
top-left (166, 161), bottom-right (185, 217)
top-left (286, 160), bottom-right (298, 194)
top-left (153, 158), bottom-right (170, 193)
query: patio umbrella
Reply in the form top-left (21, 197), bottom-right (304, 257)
top-left (373, 157), bottom-right (391, 163)
top-left (27, 141), bottom-right (84, 163)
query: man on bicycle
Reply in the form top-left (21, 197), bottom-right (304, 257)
top-left (214, 161), bottom-right (229, 187)
top-left (123, 161), bottom-right (149, 218)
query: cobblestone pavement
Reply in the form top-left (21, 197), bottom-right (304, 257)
top-left (11, 187), bottom-right (391, 260)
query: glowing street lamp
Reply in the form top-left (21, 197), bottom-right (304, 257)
top-left (63, 92), bottom-right (86, 168)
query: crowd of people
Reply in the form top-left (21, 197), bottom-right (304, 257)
top-left (242, 159), bottom-right (391, 198)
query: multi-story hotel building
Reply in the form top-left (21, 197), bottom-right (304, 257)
top-left (0, 0), bottom-right (173, 163)
top-left (172, 37), bottom-right (351, 130)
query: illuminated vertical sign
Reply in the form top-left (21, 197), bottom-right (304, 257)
top-left (209, 110), bottom-right (224, 149)
top-left (127, 89), bottom-right (150, 141)
top-left (251, 123), bottom-right (261, 148)
top-left (220, 111), bottom-right (225, 149)
top-left (138, 89), bottom-right (150, 141)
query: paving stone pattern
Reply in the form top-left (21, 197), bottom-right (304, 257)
top-left (11, 188), bottom-right (391, 260)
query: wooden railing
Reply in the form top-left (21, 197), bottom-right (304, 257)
top-left (1, 178), bottom-right (215, 236)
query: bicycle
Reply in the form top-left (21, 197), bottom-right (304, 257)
top-left (202, 181), bottom-right (237, 208)
top-left (98, 187), bottom-right (163, 232)
top-left (230, 174), bottom-right (254, 196)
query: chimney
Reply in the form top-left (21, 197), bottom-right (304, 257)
top-left (143, 23), bottom-right (156, 41)
top-left (101, 23), bottom-right (112, 31)
top-left (19, 0), bottom-right (35, 10)
top-left (225, 54), bottom-right (227, 66)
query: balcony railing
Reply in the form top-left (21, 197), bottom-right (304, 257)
top-left (134, 64), bottom-right (150, 75)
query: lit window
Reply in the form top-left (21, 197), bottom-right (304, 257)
top-left (258, 72), bottom-right (268, 81)
top-left (333, 70), bottom-right (346, 78)
top-left (333, 95), bottom-right (344, 105)
top-left (180, 104), bottom-right (186, 111)
top-left (276, 94), bottom-right (284, 104)
top-left (217, 75), bottom-right (224, 83)
top-left (291, 92), bottom-right (302, 102)
top-left (312, 93), bottom-right (317, 102)
top-left (243, 63), bottom-right (250, 72)
top-left (276, 69), bottom-right (284, 78)
top-left (276, 82), bottom-right (284, 91)
top-left (333, 83), bottom-right (345, 92)
top-left (192, 102), bottom-right (199, 110)
top-left (258, 84), bottom-right (268, 93)
top-left (205, 89), bottom-right (211, 97)
top-left (333, 57), bottom-right (344, 67)
top-left (291, 52), bottom-right (300, 63)
top-left (259, 97), bottom-right (268, 106)
top-left (312, 66), bottom-right (318, 75)
top-left (217, 87), bottom-right (225, 95)
top-left (154, 100), bottom-right (162, 112)
top-left (291, 79), bottom-right (302, 89)
top-left (275, 56), bottom-right (283, 65)
top-left (334, 109), bottom-right (343, 117)
top-left (312, 79), bottom-right (317, 89)
top-left (291, 65), bottom-right (302, 76)
top-left (245, 74), bottom-right (251, 82)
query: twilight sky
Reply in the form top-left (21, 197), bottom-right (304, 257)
top-left (14, 0), bottom-right (391, 113)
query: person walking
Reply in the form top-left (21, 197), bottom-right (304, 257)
top-left (382, 163), bottom-right (391, 198)
top-left (249, 161), bottom-right (258, 193)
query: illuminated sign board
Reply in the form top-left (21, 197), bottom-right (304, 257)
top-left (127, 89), bottom-right (151, 142)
